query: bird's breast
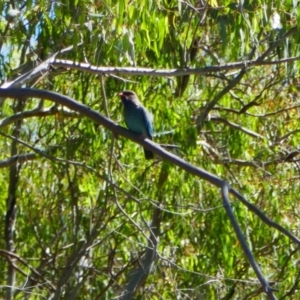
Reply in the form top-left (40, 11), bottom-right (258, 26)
top-left (124, 105), bottom-right (149, 136)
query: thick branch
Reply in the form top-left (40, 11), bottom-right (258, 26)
top-left (122, 206), bottom-right (161, 300)
top-left (50, 56), bottom-right (300, 77)
top-left (221, 184), bottom-right (276, 299)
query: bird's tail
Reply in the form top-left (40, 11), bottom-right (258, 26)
top-left (144, 148), bottom-right (154, 160)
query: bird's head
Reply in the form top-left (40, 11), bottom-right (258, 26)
top-left (119, 90), bottom-right (138, 105)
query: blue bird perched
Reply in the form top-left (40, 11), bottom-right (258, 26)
top-left (119, 90), bottom-right (154, 159)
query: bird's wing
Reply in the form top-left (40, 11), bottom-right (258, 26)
top-left (140, 106), bottom-right (153, 138)
top-left (124, 117), bottom-right (130, 130)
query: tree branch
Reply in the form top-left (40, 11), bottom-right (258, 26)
top-left (0, 106), bottom-right (77, 129)
top-left (0, 153), bottom-right (37, 168)
top-left (221, 183), bottom-right (276, 299)
top-left (210, 116), bottom-right (264, 139)
top-left (50, 55), bottom-right (300, 77)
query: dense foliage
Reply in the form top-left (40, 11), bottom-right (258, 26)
top-left (1, 0), bottom-right (300, 299)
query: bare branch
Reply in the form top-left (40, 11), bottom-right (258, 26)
top-left (0, 106), bottom-right (77, 129)
top-left (210, 116), bottom-right (264, 139)
top-left (122, 206), bottom-right (161, 300)
top-left (257, 26), bottom-right (298, 62)
top-left (49, 56), bottom-right (300, 78)
top-left (0, 250), bottom-right (56, 292)
top-left (230, 188), bottom-right (300, 246)
top-left (0, 153), bottom-right (37, 168)
top-left (221, 183), bottom-right (277, 299)
top-left (1, 44), bottom-right (82, 88)
top-left (198, 68), bottom-right (247, 127)
top-left (276, 129), bottom-right (300, 143)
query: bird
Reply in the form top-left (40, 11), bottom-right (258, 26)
top-left (119, 90), bottom-right (154, 159)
